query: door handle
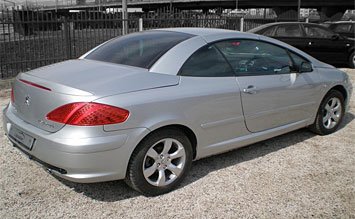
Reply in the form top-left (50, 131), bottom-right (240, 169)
top-left (308, 41), bottom-right (314, 46)
top-left (243, 85), bottom-right (257, 94)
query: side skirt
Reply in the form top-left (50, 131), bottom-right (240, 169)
top-left (196, 119), bottom-right (311, 160)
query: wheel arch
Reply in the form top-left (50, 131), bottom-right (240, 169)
top-left (146, 124), bottom-right (198, 160)
top-left (329, 84), bottom-right (348, 103)
top-left (127, 123), bottom-right (198, 169)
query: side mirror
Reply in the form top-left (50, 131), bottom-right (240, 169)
top-left (331, 34), bottom-right (340, 40)
top-left (300, 62), bottom-right (313, 73)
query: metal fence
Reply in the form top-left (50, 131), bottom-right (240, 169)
top-left (0, 8), bottom-right (277, 79)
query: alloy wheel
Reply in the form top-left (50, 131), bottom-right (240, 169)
top-left (322, 97), bottom-right (342, 129)
top-left (143, 138), bottom-right (186, 186)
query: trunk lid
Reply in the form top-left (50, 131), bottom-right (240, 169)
top-left (12, 59), bottom-right (179, 132)
top-left (25, 59), bottom-right (179, 96)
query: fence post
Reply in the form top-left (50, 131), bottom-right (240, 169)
top-left (122, 0), bottom-right (128, 35)
top-left (139, 18), bottom-right (143, 31)
top-left (63, 17), bottom-right (71, 59)
top-left (240, 17), bottom-right (244, 32)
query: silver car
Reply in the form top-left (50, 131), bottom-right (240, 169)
top-left (3, 28), bottom-right (353, 196)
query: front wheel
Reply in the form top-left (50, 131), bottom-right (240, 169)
top-left (309, 90), bottom-right (345, 135)
top-left (125, 128), bottom-right (193, 196)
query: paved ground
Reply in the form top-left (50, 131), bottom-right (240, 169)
top-left (0, 69), bottom-right (354, 218)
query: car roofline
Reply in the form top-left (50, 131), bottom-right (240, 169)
top-left (153, 27), bottom-right (242, 37)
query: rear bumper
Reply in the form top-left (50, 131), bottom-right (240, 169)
top-left (3, 103), bottom-right (150, 183)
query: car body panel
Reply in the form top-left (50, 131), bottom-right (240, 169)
top-left (26, 59), bottom-right (180, 96)
top-left (149, 35), bottom-right (207, 75)
top-left (3, 104), bottom-right (150, 182)
top-left (237, 71), bottom-right (322, 132)
top-left (12, 75), bottom-right (98, 132)
top-left (99, 76), bottom-right (249, 153)
top-left (13, 59), bottom-right (180, 132)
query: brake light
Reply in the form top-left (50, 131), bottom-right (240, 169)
top-left (11, 87), bottom-right (15, 103)
top-left (20, 79), bottom-right (51, 91)
top-left (46, 102), bottom-right (129, 126)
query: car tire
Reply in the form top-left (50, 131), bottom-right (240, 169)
top-left (309, 90), bottom-right (345, 135)
top-left (125, 128), bottom-right (193, 196)
top-left (349, 51), bottom-right (355, 68)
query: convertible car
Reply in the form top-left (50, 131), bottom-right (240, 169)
top-left (3, 28), bottom-right (353, 196)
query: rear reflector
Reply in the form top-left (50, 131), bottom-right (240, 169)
top-left (46, 102), bottom-right (129, 126)
top-left (20, 79), bottom-right (51, 91)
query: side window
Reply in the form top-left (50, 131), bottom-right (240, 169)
top-left (215, 40), bottom-right (292, 76)
top-left (274, 24), bottom-right (302, 37)
top-left (304, 25), bottom-right (334, 38)
top-left (259, 26), bottom-right (276, 36)
top-left (332, 24), bottom-right (352, 32)
top-left (289, 52), bottom-right (312, 72)
top-left (179, 45), bottom-right (234, 77)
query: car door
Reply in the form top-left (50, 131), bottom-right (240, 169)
top-left (178, 44), bottom-right (249, 147)
top-left (215, 39), bottom-right (322, 133)
top-left (302, 24), bottom-right (348, 64)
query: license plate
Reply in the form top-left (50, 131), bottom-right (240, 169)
top-left (9, 126), bottom-right (35, 150)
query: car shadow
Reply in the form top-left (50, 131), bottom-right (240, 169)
top-left (54, 176), bottom-right (141, 201)
top-left (55, 112), bottom-right (354, 202)
top-left (338, 111), bottom-right (354, 130)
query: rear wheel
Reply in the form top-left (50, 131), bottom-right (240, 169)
top-left (309, 90), bottom-right (345, 135)
top-left (125, 128), bottom-right (193, 196)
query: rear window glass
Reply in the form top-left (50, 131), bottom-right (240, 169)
top-left (85, 31), bottom-right (193, 69)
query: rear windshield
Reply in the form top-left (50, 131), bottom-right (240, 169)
top-left (85, 31), bottom-right (193, 69)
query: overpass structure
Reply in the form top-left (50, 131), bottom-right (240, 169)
top-left (29, 0), bottom-right (355, 20)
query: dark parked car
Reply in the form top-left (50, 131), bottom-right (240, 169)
top-left (328, 21), bottom-right (355, 40)
top-left (249, 22), bottom-right (355, 68)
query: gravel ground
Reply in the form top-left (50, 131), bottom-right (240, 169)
top-left (1, 69), bottom-right (354, 218)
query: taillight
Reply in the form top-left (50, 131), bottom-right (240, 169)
top-left (11, 87), bottom-right (15, 103)
top-left (46, 102), bottom-right (129, 126)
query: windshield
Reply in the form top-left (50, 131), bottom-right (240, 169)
top-left (85, 31), bottom-right (193, 69)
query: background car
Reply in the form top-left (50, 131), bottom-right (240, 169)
top-left (3, 28), bottom-right (353, 196)
top-left (248, 22), bottom-right (355, 68)
top-left (328, 21), bottom-right (355, 40)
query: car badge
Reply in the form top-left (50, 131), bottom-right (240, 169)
top-left (24, 95), bottom-right (31, 106)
